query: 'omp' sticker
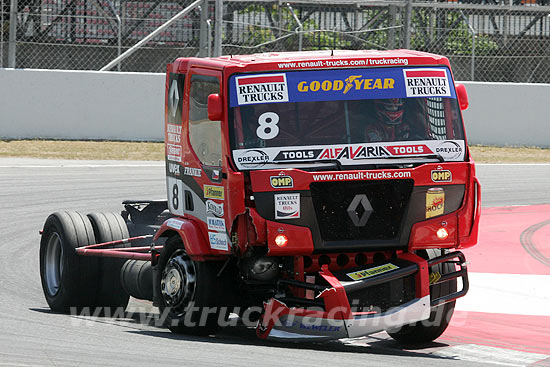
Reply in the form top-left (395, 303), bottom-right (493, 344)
top-left (270, 175), bottom-right (294, 188)
top-left (347, 263), bottom-right (399, 281)
top-left (431, 169), bottom-right (452, 182)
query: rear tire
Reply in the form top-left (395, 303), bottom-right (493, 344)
top-left (155, 236), bottom-right (227, 335)
top-left (87, 212), bottom-right (130, 311)
top-left (387, 249), bottom-right (457, 344)
top-left (40, 211), bottom-right (100, 313)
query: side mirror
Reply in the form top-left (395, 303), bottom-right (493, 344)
top-left (208, 94), bottom-right (223, 121)
top-left (455, 83), bottom-right (469, 111)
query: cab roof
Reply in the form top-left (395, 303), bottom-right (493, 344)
top-left (173, 49), bottom-right (451, 74)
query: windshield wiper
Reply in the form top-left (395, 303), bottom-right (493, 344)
top-left (264, 154), bottom-right (443, 171)
top-left (344, 154), bottom-right (444, 168)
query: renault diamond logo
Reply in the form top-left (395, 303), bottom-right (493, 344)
top-left (347, 194), bottom-right (373, 227)
top-left (169, 80), bottom-right (180, 118)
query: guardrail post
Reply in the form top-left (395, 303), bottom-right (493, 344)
top-left (106, 0), bottom-right (121, 71)
top-left (213, 0), bottom-right (222, 57)
top-left (8, 0), bottom-right (17, 67)
top-left (388, 4), bottom-right (396, 49)
top-left (403, 0), bottom-right (413, 49)
top-left (199, 0), bottom-right (208, 57)
top-left (460, 11), bottom-right (476, 81)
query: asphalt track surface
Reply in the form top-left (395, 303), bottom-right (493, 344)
top-left (0, 158), bottom-right (549, 367)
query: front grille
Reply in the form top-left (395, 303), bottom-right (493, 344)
top-left (310, 179), bottom-right (414, 241)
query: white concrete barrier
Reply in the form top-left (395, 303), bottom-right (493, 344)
top-left (461, 81), bottom-right (550, 148)
top-left (0, 69), bottom-right (549, 147)
top-left (0, 69), bottom-right (164, 141)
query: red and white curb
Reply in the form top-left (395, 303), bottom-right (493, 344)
top-left (438, 205), bottom-right (550, 365)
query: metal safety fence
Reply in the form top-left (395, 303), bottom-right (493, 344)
top-left (1, 0), bottom-right (549, 82)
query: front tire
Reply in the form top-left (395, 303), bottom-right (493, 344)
top-left (387, 249), bottom-right (457, 344)
top-left (155, 236), bottom-right (227, 335)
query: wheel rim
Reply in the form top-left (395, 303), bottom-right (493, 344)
top-left (44, 232), bottom-right (64, 296)
top-left (160, 249), bottom-right (196, 315)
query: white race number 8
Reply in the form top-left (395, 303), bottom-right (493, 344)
top-left (256, 112), bottom-right (279, 140)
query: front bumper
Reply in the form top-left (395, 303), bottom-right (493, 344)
top-left (257, 251), bottom-right (469, 341)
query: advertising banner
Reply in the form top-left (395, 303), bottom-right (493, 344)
top-left (229, 67), bottom-right (456, 107)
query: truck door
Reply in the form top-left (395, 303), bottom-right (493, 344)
top-left (166, 68), bottom-right (232, 252)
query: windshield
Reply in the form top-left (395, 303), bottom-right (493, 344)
top-left (229, 67), bottom-right (465, 170)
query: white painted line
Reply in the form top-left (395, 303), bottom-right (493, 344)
top-left (434, 344), bottom-right (548, 366)
top-left (456, 273), bottom-right (550, 316)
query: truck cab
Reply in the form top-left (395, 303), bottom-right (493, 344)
top-left (156, 50), bottom-right (480, 341)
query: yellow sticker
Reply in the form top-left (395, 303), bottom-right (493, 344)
top-left (346, 263), bottom-right (399, 281)
top-left (426, 187), bottom-right (445, 218)
top-left (431, 170), bottom-right (452, 183)
top-left (204, 185), bottom-right (224, 200)
top-left (270, 175), bottom-right (293, 188)
top-left (429, 272), bottom-right (442, 284)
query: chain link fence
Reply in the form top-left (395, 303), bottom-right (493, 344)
top-left (1, 0), bottom-right (203, 71)
top-left (1, 0), bottom-right (7, 67)
top-left (410, 2), bottom-right (550, 82)
top-left (1, 0), bottom-right (549, 82)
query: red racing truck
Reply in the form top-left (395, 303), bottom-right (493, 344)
top-left (40, 50), bottom-right (480, 343)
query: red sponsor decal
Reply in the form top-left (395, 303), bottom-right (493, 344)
top-left (167, 143), bottom-right (182, 162)
top-left (386, 144), bottom-right (433, 155)
top-left (318, 149), bottom-right (332, 159)
top-left (318, 145), bottom-right (390, 160)
top-left (237, 75), bottom-right (285, 85)
top-left (405, 70), bottom-right (446, 78)
top-left (350, 146), bottom-right (363, 159)
top-left (431, 197), bottom-right (444, 207)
